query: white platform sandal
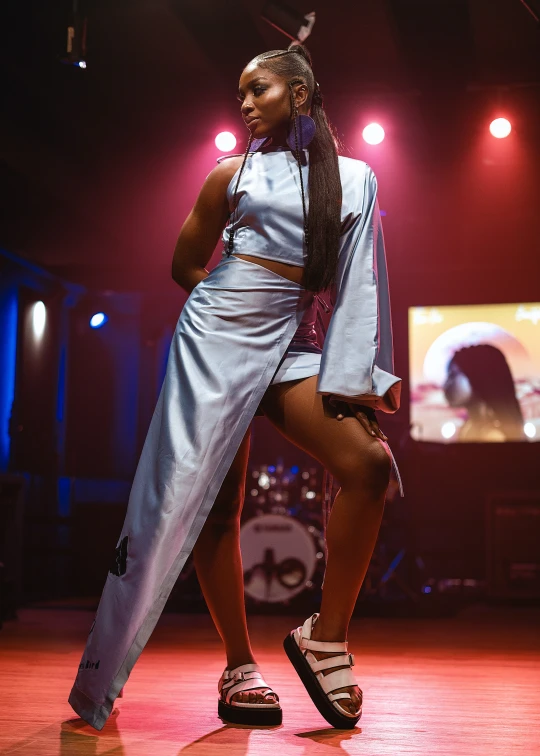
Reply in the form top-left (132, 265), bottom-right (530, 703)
top-left (217, 662), bottom-right (282, 726)
top-left (283, 613), bottom-right (362, 729)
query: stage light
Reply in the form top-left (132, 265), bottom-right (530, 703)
top-left (290, 465), bottom-right (299, 474)
top-left (268, 465), bottom-right (276, 473)
top-left (441, 422), bottom-right (456, 439)
top-left (362, 123), bottom-right (385, 145)
top-left (90, 312), bottom-right (108, 329)
top-left (261, 2), bottom-right (316, 43)
top-left (215, 132), bottom-right (236, 152)
top-left (489, 118), bottom-right (511, 139)
top-left (258, 472), bottom-right (270, 489)
top-left (32, 301), bottom-right (46, 339)
top-left (524, 422), bottom-right (536, 439)
top-left (59, 1), bottom-right (88, 69)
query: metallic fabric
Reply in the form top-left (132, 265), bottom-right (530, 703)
top-left (68, 152), bottom-right (403, 730)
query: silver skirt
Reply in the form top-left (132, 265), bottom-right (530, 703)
top-left (68, 255), bottom-right (315, 730)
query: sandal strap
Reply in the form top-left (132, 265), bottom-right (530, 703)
top-left (309, 653), bottom-right (354, 673)
top-left (300, 637), bottom-right (348, 653)
top-left (319, 667), bottom-right (357, 695)
top-left (220, 670), bottom-right (265, 691)
top-left (222, 678), bottom-right (273, 704)
top-left (298, 613), bottom-right (348, 653)
top-left (218, 664), bottom-right (278, 705)
top-left (221, 662), bottom-right (260, 681)
top-left (329, 692), bottom-right (354, 702)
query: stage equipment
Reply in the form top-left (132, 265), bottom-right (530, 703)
top-left (261, 2), bottom-right (316, 43)
top-left (0, 474), bottom-right (25, 623)
top-left (60, 0), bottom-right (88, 68)
top-left (215, 132), bottom-right (237, 152)
top-left (408, 303), bottom-right (540, 444)
top-left (240, 513), bottom-right (325, 604)
top-left (240, 460), bottom-right (326, 606)
top-left (518, 0), bottom-right (540, 23)
top-left (362, 123), bottom-right (385, 145)
top-left (89, 313), bottom-right (108, 329)
top-left (490, 118), bottom-right (512, 138)
top-left (486, 491), bottom-right (540, 599)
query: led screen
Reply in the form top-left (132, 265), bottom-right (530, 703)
top-left (409, 303), bottom-right (540, 443)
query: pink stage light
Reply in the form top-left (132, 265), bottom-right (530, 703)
top-left (362, 123), bottom-right (385, 145)
top-left (215, 132), bottom-right (237, 152)
top-left (489, 118), bottom-right (512, 139)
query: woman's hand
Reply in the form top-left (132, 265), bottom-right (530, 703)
top-left (330, 398), bottom-right (388, 441)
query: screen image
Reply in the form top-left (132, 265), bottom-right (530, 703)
top-left (409, 303), bottom-right (540, 443)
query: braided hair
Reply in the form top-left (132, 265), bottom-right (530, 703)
top-left (226, 43), bottom-right (342, 293)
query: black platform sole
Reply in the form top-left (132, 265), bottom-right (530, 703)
top-left (218, 698), bottom-right (282, 726)
top-left (283, 631), bottom-right (361, 730)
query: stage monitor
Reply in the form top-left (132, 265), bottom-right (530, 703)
top-left (408, 303), bottom-right (540, 443)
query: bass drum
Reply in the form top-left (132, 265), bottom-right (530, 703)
top-left (240, 513), bottom-right (325, 604)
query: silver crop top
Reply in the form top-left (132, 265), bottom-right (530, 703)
top-left (219, 147), bottom-right (364, 268)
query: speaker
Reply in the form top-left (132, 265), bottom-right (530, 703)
top-left (486, 492), bottom-right (540, 599)
top-left (0, 474), bottom-right (25, 620)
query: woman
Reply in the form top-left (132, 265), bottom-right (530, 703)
top-left (68, 43), bottom-right (403, 732)
top-left (443, 344), bottom-right (526, 441)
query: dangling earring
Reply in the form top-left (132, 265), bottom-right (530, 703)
top-left (286, 88), bottom-right (316, 151)
top-left (286, 113), bottom-right (316, 151)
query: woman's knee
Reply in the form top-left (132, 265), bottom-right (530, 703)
top-left (332, 438), bottom-right (392, 497)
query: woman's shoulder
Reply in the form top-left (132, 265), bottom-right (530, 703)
top-left (337, 154), bottom-right (373, 178)
top-left (207, 154), bottom-right (245, 195)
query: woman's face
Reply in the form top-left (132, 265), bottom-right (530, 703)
top-left (237, 63), bottom-right (306, 141)
top-left (443, 361), bottom-right (473, 407)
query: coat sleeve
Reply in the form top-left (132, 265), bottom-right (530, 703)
top-left (316, 163), bottom-right (401, 414)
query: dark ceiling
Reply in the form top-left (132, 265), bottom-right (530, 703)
top-left (1, 0), bottom-right (540, 290)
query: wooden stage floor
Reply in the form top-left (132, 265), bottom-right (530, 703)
top-left (0, 604), bottom-right (539, 755)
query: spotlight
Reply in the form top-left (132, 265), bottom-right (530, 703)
top-left (362, 123), bottom-right (385, 145)
top-left (32, 301), bottom-right (46, 339)
top-left (90, 312), bottom-right (108, 329)
top-left (59, 0), bottom-right (88, 68)
top-left (215, 132), bottom-right (237, 152)
top-left (261, 1), bottom-right (316, 43)
top-left (441, 422), bottom-right (456, 439)
top-left (524, 422), bottom-right (536, 439)
top-left (489, 118), bottom-right (511, 139)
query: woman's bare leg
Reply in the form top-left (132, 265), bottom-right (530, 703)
top-left (192, 425), bottom-right (277, 704)
top-left (259, 375), bottom-right (392, 715)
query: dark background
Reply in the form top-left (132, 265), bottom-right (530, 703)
top-left (1, 0), bottom-right (539, 609)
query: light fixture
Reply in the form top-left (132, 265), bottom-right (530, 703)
top-left (261, 2), bottom-right (316, 42)
top-left (489, 117), bottom-right (512, 139)
top-left (90, 313), bottom-right (108, 329)
top-left (362, 123), bottom-right (385, 145)
top-left (215, 132), bottom-right (237, 152)
top-left (32, 301), bottom-right (46, 339)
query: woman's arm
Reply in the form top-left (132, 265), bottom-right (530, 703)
top-left (316, 163), bottom-right (401, 414)
top-left (172, 157), bottom-right (243, 293)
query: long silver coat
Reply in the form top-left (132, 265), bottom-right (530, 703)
top-left (68, 152), bottom-right (403, 730)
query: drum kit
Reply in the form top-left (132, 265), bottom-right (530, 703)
top-left (171, 456), bottom-right (418, 613)
top-left (240, 458), bottom-right (327, 607)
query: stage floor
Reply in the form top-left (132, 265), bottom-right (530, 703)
top-left (0, 604), bottom-right (539, 755)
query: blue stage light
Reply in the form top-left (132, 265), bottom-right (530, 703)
top-left (90, 312), bottom-right (108, 329)
top-left (291, 465), bottom-right (299, 474)
top-left (268, 465), bottom-right (276, 473)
